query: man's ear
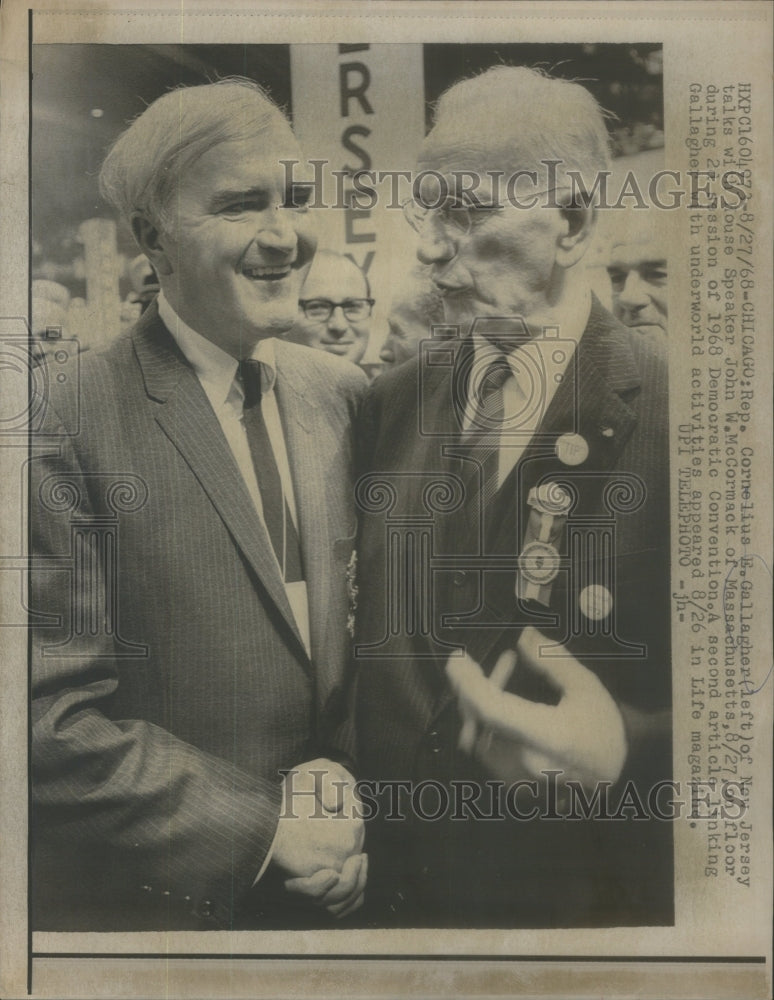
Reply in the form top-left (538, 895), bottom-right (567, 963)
top-left (555, 201), bottom-right (596, 269)
top-left (131, 213), bottom-right (174, 276)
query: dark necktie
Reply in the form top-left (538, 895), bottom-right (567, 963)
top-left (238, 359), bottom-right (303, 584)
top-left (465, 354), bottom-right (512, 510)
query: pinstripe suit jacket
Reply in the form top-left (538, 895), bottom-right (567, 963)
top-left (354, 298), bottom-right (673, 927)
top-left (30, 303), bottom-right (366, 930)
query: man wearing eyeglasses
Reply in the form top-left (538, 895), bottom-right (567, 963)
top-left (353, 66), bottom-right (672, 928)
top-left (30, 80), bottom-right (368, 931)
top-left (289, 250), bottom-right (374, 368)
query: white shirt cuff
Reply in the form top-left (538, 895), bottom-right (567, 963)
top-left (252, 818), bottom-right (281, 886)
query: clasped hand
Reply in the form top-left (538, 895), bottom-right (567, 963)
top-left (271, 758), bottom-right (366, 918)
top-left (446, 627), bottom-right (627, 790)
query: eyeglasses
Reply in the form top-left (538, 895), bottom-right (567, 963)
top-left (298, 298), bottom-right (375, 322)
top-left (402, 186), bottom-right (573, 237)
top-left (401, 196), bottom-right (501, 237)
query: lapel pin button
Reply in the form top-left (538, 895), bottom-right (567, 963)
top-left (600, 426), bottom-right (615, 438)
top-left (555, 432), bottom-right (588, 466)
top-left (579, 584), bottom-right (613, 620)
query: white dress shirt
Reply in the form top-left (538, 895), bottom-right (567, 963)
top-left (463, 289), bottom-right (591, 489)
top-left (158, 293), bottom-right (311, 657)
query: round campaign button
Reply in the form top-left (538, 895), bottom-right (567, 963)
top-left (579, 584), bottom-right (613, 621)
top-left (555, 433), bottom-right (589, 466)
top-left (519, 541), bottom-right (561, 585)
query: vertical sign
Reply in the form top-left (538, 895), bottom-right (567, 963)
top-left (290, 44), bottom-right (425, 357)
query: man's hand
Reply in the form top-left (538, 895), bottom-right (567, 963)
top-left (284, 851), bottom-right (368, 919)
top-left (271, 758), bottom-right (367, 917)
top-left (446, 628), bottom-right (627, 790)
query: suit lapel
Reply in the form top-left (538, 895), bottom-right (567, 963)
top-left (272, 343), bottom-right (339, 698)
top-left (132, 306), bottom-right (307, 658)
top-left (432, 300), bottom-right (644, 710)
top-left (500, 295), bottom-right (642, 530)
top-left (399, 344), bottom-right (478, 715)
top-left (537, 296), bottom-right (641, 464)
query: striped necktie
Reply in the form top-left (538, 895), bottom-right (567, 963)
top-left (465, 354), bottom-right (512, 507)
top-left (238, 359), bottom-right (304, 584)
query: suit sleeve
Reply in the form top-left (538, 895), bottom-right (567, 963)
top-left (30, 410), bottom-right (282, 927)
top-left (314, 364), bottom-right (372, 774)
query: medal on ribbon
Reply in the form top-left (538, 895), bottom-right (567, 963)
top-left (516, 483), bottom-right (572, 606)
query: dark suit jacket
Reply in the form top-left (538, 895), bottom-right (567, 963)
top-left (353, 298), bottom-right (673, 928)
top-left (30, 303), bottom-right (366, 930)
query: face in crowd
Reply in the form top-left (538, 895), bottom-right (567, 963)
top-left (607, 236), bottom-right (668, 333)
top-left (380, 270), bottom-right (445, 369)
top-left (100, 80), bottom-right (318, 359)
top-left (290, 251), bottom-right (373, 366)
top-left (402, 67), bottom-right (608, 342)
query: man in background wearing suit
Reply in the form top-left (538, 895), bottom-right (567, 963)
top-left (288, 250), bottom-right (374, 369)
top-left (31, 79), bottom-right (367, 930)
top-left (354, 67), bottom-right (672, 928)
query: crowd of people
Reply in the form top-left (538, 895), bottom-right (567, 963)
top-left (31, 66), bottom-right (672, 932)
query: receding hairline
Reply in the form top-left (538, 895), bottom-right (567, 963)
top-left (302, 250), bottom-right (372, 298)
top-left (425, 65), bottom-right (612, 176)
top-left (99, 78), bottom-right (295, 229)
top-left (432, 64), bottom-right (611, 122)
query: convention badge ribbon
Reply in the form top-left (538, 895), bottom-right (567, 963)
top-left (516, 483), bottom-right (572, 606)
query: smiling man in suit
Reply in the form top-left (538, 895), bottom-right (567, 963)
top-left (354, 67), bottom-right (672, 928)
top-left (30, 79), bottom-right (367, 930)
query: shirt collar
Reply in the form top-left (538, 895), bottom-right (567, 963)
top-left (470, 287), bottom-right (591, 389)
top-left (461, 286), bottom-right (591, 434)
top-left (158, 291), bottom-right (278, 406)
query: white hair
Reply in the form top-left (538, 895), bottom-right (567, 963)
top-left (431, 66), bottom-right (611, 187)
top-left (99, 78), bottom-right (290, 231)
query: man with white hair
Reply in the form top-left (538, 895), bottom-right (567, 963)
top-left (354, 67), bottom-right (672, 927)
top-left (31, 79), bottom-right (367, 930)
